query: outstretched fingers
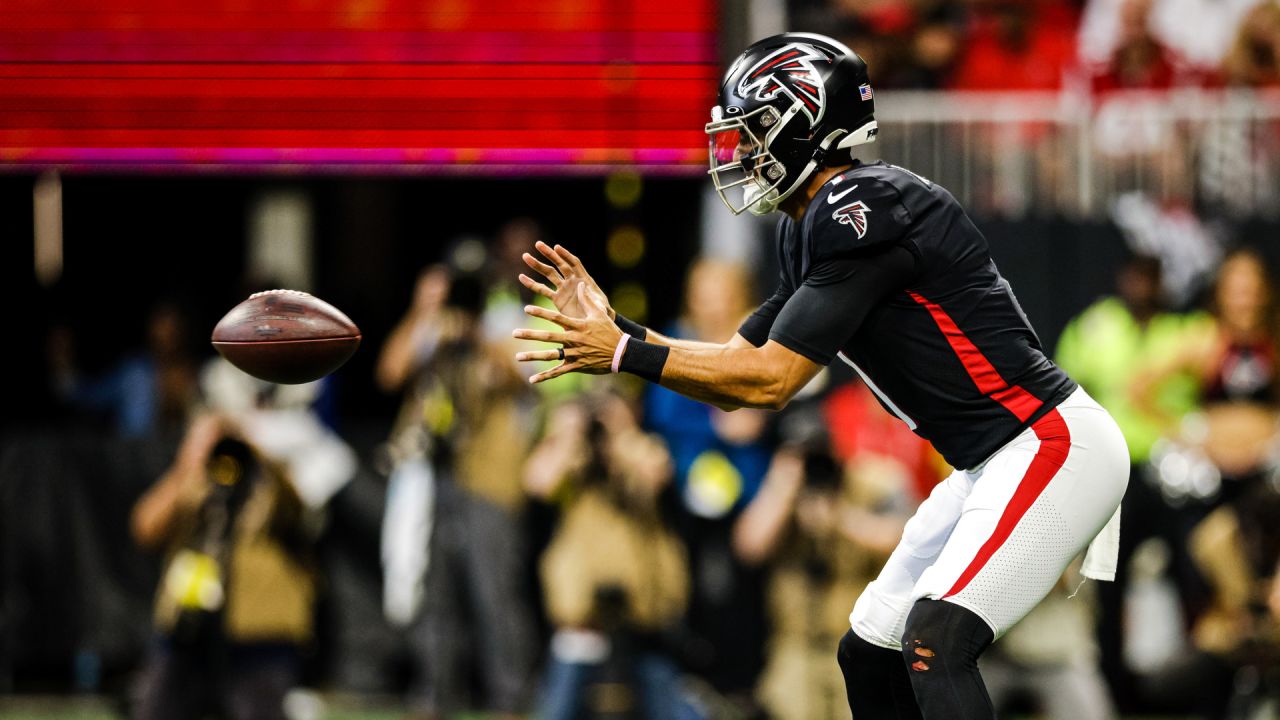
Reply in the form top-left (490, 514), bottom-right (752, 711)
top-left (524, 304), bottom-right (581, 329)
top-left (523, 252), bottom-right (561, 286)
top-left (512, 326), bottom-right (577, 381)
top-left (515, 348), bottom-right (571, 363)
top-left (518, 273), bottom-right (555, 300)
top-left (536, 240), bottom-right (574, 279)
top-left (511, 328), bottom-right (563, 343)
top-left (553, 244), bottom-right (587, 274)
top-left (529, 362), bottom-right (580, 384)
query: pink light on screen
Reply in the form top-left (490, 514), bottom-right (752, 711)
top-left (0, 0), bottom-right (719, 174)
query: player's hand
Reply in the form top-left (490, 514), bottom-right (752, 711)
top-left (519, 241), bottom-right (615, 321)
top-left (513, 284), bottom-right (622, 383)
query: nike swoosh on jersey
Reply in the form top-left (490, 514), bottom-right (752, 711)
top-left (827, 185), bottom-right (859, 204)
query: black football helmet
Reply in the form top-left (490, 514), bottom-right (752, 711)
top-left (706, 32), bottom-right (878, 215)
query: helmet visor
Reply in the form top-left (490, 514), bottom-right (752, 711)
top-left (711, 127), bottom-right (746, 166)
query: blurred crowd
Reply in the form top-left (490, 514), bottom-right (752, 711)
top-left (779, 0), bottom-right (1280, 223)
top-left (787, 0), bottom-right (1280, 92)
top-left (14, 213), bottom-right (1280, 720)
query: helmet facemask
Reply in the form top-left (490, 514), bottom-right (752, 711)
top-left (706, 105), bottom-right (798, 216)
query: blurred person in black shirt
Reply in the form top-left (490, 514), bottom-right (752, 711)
top-left (49, 301), bottom-right (199, 438)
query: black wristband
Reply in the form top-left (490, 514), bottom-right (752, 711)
top-left (618, 338), bottom-right (669, 383)
top-left (614, 313), bottom-right (648, 341)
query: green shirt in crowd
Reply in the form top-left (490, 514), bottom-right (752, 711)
top-left (1056, 297), bottom-right (1211, 464)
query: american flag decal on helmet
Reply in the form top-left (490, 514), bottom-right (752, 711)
top-left (859, 83), bottom-right (874, 101)
top-left (833, 201), bottom-right (871, 239)
top-left (737, 43), bottom-right (830, 126)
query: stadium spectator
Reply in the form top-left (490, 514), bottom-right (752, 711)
top-left (643, 259), bottom-right (774, 708)
top-left (1081, 0), bottom-right (1199, 211)
top-left (49, 301), bottom-right (199, 438)
top-left (130, 414), bottom-right (315, 720)
top-left (1056, 252), bottom-right (1210, 711)
top-left (734, 425), bottom-right (909, 720)
top-left (1198, 5), bottom-right (1280, 217)
top-left (1115, 249), bottom-right (1280, 707)
top-left (1079, 0), bottom-right (1264, 73)
top-left (950, 0), bottom-right (1080, 91)
top-left (1087, 0), bottom-right (1184, 92)
top-left (822, 378), bottom-right (945, 503)
top-left (1222, 1), bottom-right (1280, 87)
top-left (377, 264), bottom-right (538, 718)
top-left (1134, 249), bottom-right (1279, 481)
top-left (805, 0), bottom-right (966, 89)
top-left (524, 391), bottom-right (693, 720)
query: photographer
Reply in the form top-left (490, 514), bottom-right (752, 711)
top-left (524, 390), bottom-right (692, 720)
top-left (734, 421), bottom-right (910, 720)
top-left (130, 414), bottom-right (313, 720)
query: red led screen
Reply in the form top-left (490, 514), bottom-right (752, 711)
top-left (0, 0), bottom-right (719, 173)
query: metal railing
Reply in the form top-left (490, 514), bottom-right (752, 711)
top-left (857, 89), bottom-right (1280, 220)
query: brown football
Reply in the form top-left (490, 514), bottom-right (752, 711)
top-left (211, 290), bottom-right (360, 385)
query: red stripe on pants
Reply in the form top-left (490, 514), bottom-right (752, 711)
top-left (942, 409), bottom-right (1072, 598)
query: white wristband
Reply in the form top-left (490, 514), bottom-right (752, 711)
top-left (610, 334), bottom-right (631, 373)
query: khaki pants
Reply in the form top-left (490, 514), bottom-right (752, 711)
top-left (758, 636), bottom-right (852, 720)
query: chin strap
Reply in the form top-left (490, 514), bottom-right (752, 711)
top-left (811, 129), bottom-right (847, 167)
top-left (772, 128), bottom-right (850, 210)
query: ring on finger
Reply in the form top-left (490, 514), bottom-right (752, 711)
top-left (557, 347), bottom-right (565, 361)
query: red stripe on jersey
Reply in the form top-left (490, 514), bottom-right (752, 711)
top-left (942, 408), bottom-right (1071, 598)
top-left (907, 291), bottom-right (1041, 422)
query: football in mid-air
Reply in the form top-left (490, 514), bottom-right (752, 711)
top-left (211, 290), bottom-right (360, 385)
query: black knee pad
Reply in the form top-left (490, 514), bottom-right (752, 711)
top-left (901, 598), bottom-right (994, 676)
top-left (837, 628), bottom-right (874, 675)
top-left (837, 629), bottom-right (924, 720)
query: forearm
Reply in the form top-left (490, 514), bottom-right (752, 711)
top-left (733, 478), bottom-right (800, 565)
top-left (838, 506), bottom-right (906, 556)
top-left (644, 327), bottom-right (729, 353)
top-left (653, 342), bottom-right (806, 411)
top-left (613, 320), bottom-right (781, 409)
top-left (617, 317), bottom-right (751, 354)
top-left (131, 471), bottom-right (192, 548)
top-left (376, 314), bottom-right (437, 392)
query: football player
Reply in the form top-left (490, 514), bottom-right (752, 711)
top-left (513, 32), bottom-right (1128, 720)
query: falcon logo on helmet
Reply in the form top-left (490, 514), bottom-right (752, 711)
top-left (833, 201), bottom-right (871, 239)
top-left (737, 43), bottom-right (830, 126)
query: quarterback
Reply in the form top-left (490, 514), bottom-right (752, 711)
top-left (514, 32), bottom-right (1128, 720)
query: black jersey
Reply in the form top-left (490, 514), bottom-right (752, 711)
top-left (737, 160), bottom-right (1077, 470)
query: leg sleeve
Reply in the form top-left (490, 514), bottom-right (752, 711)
top-left (837, 629), bottom-right (923, 720)
top-left (901, 599), bottom-right (995, 720)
